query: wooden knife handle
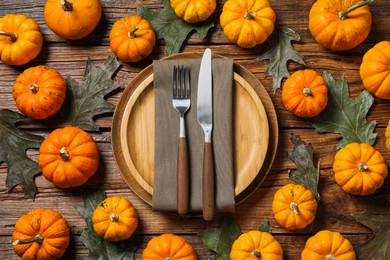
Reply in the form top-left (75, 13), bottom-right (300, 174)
top-left (202, 142), bottom-right (214, 221)
top-left (177, 137), bottom-right (188, 215)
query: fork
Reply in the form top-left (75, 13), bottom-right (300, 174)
top-left (172, 65), bottom-right (191, 215)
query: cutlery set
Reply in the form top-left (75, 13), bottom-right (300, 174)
top-left (173, 48), bottom-right (215, 220)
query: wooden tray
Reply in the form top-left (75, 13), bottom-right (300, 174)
top-left (112, 52), bottom-right (279, 206)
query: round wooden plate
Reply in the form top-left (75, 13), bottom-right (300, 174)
top-left (112, 52), bottom-right (278, 206)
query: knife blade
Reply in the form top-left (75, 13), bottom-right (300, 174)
top-left (197, 48), bottom-right (214, 221)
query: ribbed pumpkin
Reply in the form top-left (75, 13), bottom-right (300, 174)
top-left (44, 0), bottom-right (102, 40)
top-left (170, 0), bottom-right (216, 23)
top-left (301, 230), bottom-right (356, 260)
top-left (360, 41), bottom-right (390, 99)
top-left (272, 183), bottom-right (318, 230)
top-left (333, 142), bottom-right (388, 196)
top-left (220, 0), bottom-right (276, 48)
top-left (110, 15), bottom-right (156, 63)
top-left (12, 208), bottom-right (70, 260)
top-left (230, 230), bottom-right (283, 260)
top-left (282, 69), bottom-right (328, 118)
top-left (12, 65), bottom-right (66, 120)
top-left (38, 126), bottom-right (100, 188)
top-left (92, 196), bottom-right (138, 242)
top-left (142, 233), bottom-right (197, 260)
top-left (0, 14), bottom-right (43, 65)
top-left (309, 0), bottom-right (373, 51)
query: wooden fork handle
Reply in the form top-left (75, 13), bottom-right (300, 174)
top-left (202, 142), bottom-right (214, 221)
top-left (177, 137), bottom-right (189, 215)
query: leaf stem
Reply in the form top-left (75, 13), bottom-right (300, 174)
top-left (338, 0), bottom-right (374, 20)
top-left (0, 31), bottom-right (17, 42)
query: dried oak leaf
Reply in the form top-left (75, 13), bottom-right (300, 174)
top-left (288, 134), bottom-right (320, 201)
top-left (60, 54), bottom-right (121, 131)
top-left (257, 26), bottom-right (305, 91)
top-left (199, 217), bottom-right (271, 259)
top-left (306, 72), bottom-right (377, 149)
top-left (137, 0), bottom-right (214, 56)
top-left (76, 189), bottom-right (137, 260)
top-left (353, 212), bottom-right (390, 259)
top-left (0, 109), bottom-right (44, 198)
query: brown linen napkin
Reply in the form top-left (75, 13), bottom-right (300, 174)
top-left (152, 57), bottom-right (235, 213)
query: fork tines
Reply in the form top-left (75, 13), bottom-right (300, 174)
top-left (173, 65), bottom-right (190, 99)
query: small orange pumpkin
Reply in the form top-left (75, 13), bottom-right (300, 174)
top-left (220, 0), bottom-right (276, 48)
top-left (282, 69), bottom-right (328, 118)
top-left (12, 65), bottom-right (66, 120)
top-left (272, 183), bottom-right (318, 230)
top-left (12, 208), bottom-right (70, 260)
top-left (170, 0), bottom-right (216, 23)
top-left (360, 41), bottom-right (390, 99)
top-left (110, 15), bottom-right (156, 63)
top-left (92, 196), bottom-right (138, 242)
top-left (142, 233), bottom-right (197, 260)
top-left (333, 142), bottom-right (388, 196)
top-left (0, 14), bottom-right (43, 65)
top-left (230, 230), bottom-right (283, 260)
top-left (309, 0), bottom-right (373, 51)
top-left (38, 126), bottom-right (100, 188)
top-left (301, 230), bottom-right (356, 260)
top-left (44, 0), bottom-right (102, 40)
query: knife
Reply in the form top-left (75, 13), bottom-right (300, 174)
top-left (197, 48), bottom-right (214, 221)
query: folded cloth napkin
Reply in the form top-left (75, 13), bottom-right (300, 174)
top-left (152, 56), bottom-right (235, 213)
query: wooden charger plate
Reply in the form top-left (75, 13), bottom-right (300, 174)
top-left (112, 52), bottom-right (278, 206)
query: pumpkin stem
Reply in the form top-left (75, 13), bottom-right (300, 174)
top-left (164, 258), bottom-right (172, 260)
top-left (13, 233), bottom-right (44, 246)
top-left (244, 11), bottom-right (257, 20)
top-left (61, 0), bottom-right (73, 11)
top-left (358, 162), bottom-right (369, 172)
top-left (303, 87), bottom-right (313, 97)
top-left (109, 213), bottom-right (119, 222)
top-left (0, 31), bottom-right (17, 42)
top-left (59, 147), bottom-right (70, 161)
top-left (28, 84), bottom-right (39, 94)
top-left (128, 26), bottom-right (139, 39)
top-left (325, 254), bottom-right (337, 260)
top-left (338, 0), bottom-right (374, 20)
top-left (290, 201), bottom-right (299, 215)
top-left (250, 249), bottom-right (261, 258)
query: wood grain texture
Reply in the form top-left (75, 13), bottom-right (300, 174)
top-left (1, 0), bottom-right (390, 259)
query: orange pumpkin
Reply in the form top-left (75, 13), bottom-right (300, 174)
top-left (230, 231), bottom-right (283, 260)
top-left (12, 65), bottom-right (66, 120)
top-left (12, 208), bottom-right (70, 260)
top-left (282, 69), bottom-right (328, 118)
top-left (142, 233), bottom-right (197, 260)
top-left (360, 41), bottom-right (390, 99)
top-left (301, 230), bottom-right (356, 260)
top-left (92, 196), bottom-right (138, 242)
top-left (309, 0), bottom-right (373, 51)
top-left (110, 15), bottom-right (156, 63)
top-left (38, 126), bottom-right (100, 188)
top-left (0, 14), bottom-right (43, 65)
top-left (333, 142), bottom-right (388, 196)
top-left (272, 183), bottom-right (318, 230)
top-left (170, 0), bottom-right (216, 23)
top-left (44, 0), bottom-right (102, 40)
top-left (220, 0), bottom-right (276, 48)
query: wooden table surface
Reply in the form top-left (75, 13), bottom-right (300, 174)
top-left (1, 0), bottom-right (390, 259)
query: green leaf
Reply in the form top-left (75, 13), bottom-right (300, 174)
top-left (137, 0), bottom-right (214, 56)
top-left (288, 134), bottom-right (320, 201)
top-left (258, 219), bottom-right (271, 233)
top-left (353, 212), bottom-right (390, 259)
top-left (0, 109), bottom-right (44, 198)
top-left (306, 72), bottom-right (377, 149)
top-left (198, 216), bottom-right (242, 259)
top-left (76, 189), bottom-right (137, 260)
top-left (60, 54), bottom-right (121, 131)
top-left (257, 26), bottom-right (305, 91)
